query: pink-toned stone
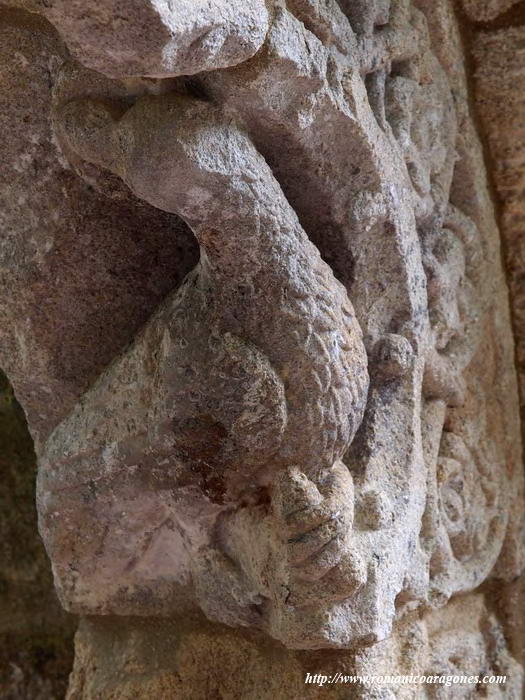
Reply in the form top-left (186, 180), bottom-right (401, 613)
top-left (0, 13), bottom-right (197, 448)
top-left (39, 0), bottom-right (269, 78)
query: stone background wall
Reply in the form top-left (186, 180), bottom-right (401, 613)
top-left (0, 371), bottom-right (74, 698)
top-left (468, 3), bottom-right (525, 419)
top-left (0, 1), bottom-right (524, 698)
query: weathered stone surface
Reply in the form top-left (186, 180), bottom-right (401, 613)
top-left (472, 26), bottom-right (525, 416)
top-left (466, 25), bottom-right (525, 683)
top-left (0, 371), bottom-right (74, 698)
top-left (40, 89), bottom-right (369, 647)
top-left (64, 594), bottom-right (522, 699)
top-left (0, 10), bottom-right (197, 450)
top-left (38, 0), bottom-right (270, 79)
top-left (460, 0), bottom-right (523, 22)
top-left (1, 0), bottom-right (524, 695)
top-left (33, 0), bottom-right (523, 653)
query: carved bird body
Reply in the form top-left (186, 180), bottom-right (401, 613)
top-left (37, 94), bottom-right (368, 621)
top-left (52, 94), bottom-right (368, 497)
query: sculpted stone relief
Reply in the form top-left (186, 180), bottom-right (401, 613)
top-left (0, 0), bottom-right (522, 663)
